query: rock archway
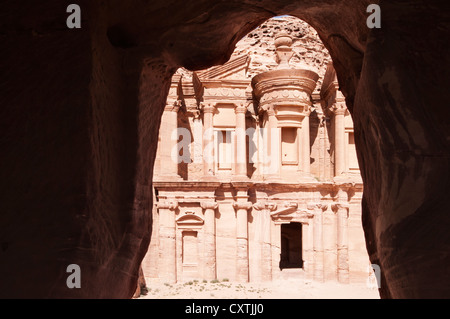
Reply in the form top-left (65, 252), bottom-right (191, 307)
top-left (1, 0), bottom-right (449, 298)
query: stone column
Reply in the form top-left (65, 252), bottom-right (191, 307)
top-left (304, 208), bottom-right (315, 281)
top-left (253, 201), bottom-right (277, 282)
top-left (332, 202), bottom-right (350, 284)
top-left (308, 202), bottom-right (327, 282)
top-left (192, 110), bottom-right (203, 165)
top-left (333, 103), bottom-right (347, 177)
top-left (297, 126), bottom-right (303, 174)
top-left (235, 103), bottom-right (248, 179)
top-left (202, 102), bottom-right (216, 179)
top-left (233, 198), bottom-right (252, 282)
top-left (200, 201), bottom-right (218, 281)
top-left (159, 101), bottom-right (181, 179)
top-left (302, 106), bottom-right (312, 175)
top-left (271, 222), bottom-right (281, 281)
top-left (157, 200), bottom-right (178, 283)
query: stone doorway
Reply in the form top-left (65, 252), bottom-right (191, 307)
top-left (279, 222), bottom-right (303, 269)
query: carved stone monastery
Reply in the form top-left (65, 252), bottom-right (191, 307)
top-left (142, 17), bottom-right (371, 284)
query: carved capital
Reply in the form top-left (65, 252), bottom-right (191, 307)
top-left (200, 201), bottom-right (218, 210)
top-left (303, 104), bottom-right (313, 117)
top-left (235, 104), bottom-right (247, 114)
top-left (233, 201), bottom-right (253, 211)
top-left (267, 105), bottom-right (276, 117)
top-left (156, 201), bottom-right (178, 210)
top-left (331, 202), bottom-right (349, 213)
top-left (200, 102), bottom-right (215, 114)
top-left (331, 102), bottom-right (346, 116)
top-left (304, 210), bottom-right (315, 219)
top-left (165, 100), bottom-right (181, 112)
top-left (307, 202), bottom-right (328, 211)
top-left (192, 109), bottom-right (201, 119)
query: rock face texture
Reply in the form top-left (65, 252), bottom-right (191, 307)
top-left (233, 16), bottom-right (332, 89)
top-left (0, 0), bottom-right (449, 298)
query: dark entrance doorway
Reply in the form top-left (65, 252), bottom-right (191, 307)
top-left (280, 222), bottom-right (303, 269)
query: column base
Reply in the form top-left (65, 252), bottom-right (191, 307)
top-left (297, 172), bottom-right (317, 183)
top-left (334, 172), bottom-right (362, 184)
top-left (263, 174), bottom-right (282, 182)
top-left (333, 173), bottom-right (351, 183)
top-left (231, 174), bottom-right (249, 182)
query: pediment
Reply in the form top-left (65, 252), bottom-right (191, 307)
top-left (195, 54), bottom-right (250, 80)
top-left (270, 204), bottom-right (313, 224)
top-left (176, 213), bottom-right (204, 226)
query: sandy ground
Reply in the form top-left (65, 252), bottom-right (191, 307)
top-left (138, 277), bottom-right (380, 299)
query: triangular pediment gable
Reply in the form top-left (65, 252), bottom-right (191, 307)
top-left (196, 54), bottom-right (250, 80)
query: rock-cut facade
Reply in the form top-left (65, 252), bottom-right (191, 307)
top-left (142, 17), bottom-right (372, 285)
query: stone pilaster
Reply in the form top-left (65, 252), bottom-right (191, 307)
top-left (253, 201), bottom-right (277, 281)
top-left (157, 200), bottom-right (178, 283)
top-left (332, 202), bottom-right (350, 284)
top-left (304, 206), bottom-right (315, 281)
top-left (201, 102), bottom-right (216, 180)
top-left (234, 103), bottom-right (248, 179)
top-left (200, 201), bottom-right (218, 281)
top-left (159, 100), bottom-right (182, 180)
top-left (332, 102), bottom-right (347, 177)
top-left (308, 202), bottom-right (327, 282)
top-left (233, 198), bottom-right (252, 282)
top-left (301, 105), bottom-right (312, 176)
top-left (266, 106), bottom-right (280, 178)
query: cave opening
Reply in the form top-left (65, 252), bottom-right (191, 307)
top-left (142, 15), bottom-right (372, 291)
top-left (3, 0), bottom-right (447, 300)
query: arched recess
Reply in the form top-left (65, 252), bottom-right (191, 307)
top-left (129, 1), bottom-right (372, 297)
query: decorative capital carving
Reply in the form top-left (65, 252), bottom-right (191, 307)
top-left (165, 100), bottom-right (181, 112)
top-left (304, 210), bottom-right (315, 219)
top-left (235, 104), bottom-right (247, 114)
top-left (156, 200), bottom-right (178, 210)
top-left (192, 109), bottom-right (201, 119)
top-left (331, 102), bottom-right (347, 116)
top-left (200, 201), bottom-right (218, 210)
top-left (331, 202), bottom-right (349, 214)
top-left (200, 102), bottom-right (215, 114)
top-left (307, 202), bottom-right (328, 211)
top-left (267, 105), bottom-right (276, 117)
top-left (303, 104), bottom-right (313, 117)
top-left (233, 201), bottom-right (253, 211)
